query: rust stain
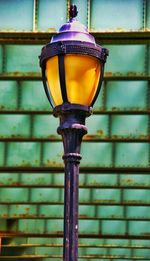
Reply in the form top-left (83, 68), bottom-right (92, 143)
top-left (105, 72), bottom-right (113, 76)
top-left (93, 200), bottom-right (116, 203)
top-left (79, 215), bottom-right (88, 218)
top-left (97, 130), bottom-right (104, 136)
top-left (112, 107), bottom-right (118, 111)
top-left (2, 214), bottom-right (8, 218)
top-left (47, 27), bottom-right (57, 32)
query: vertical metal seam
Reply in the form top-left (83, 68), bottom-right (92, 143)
top-left (67, 0), bottom-right (70, 21)
top-left (94, 205), bottom-right (98, 219)
top-left (124, 203), bottom-right (128, 237)
top-left (87, 0), bottom-right (91, 31)
top-left (33, 0), bottom-right (38, 32)
top-left (28, 188), bottom-right (31, 204)
top-left (44, 219), bottom-right (47, 235)
top-left (99, 218), bottom-right (102, 236)
top-left (103, 80), bottom-right (107, 112)
top-left (143, 0), bottom-right (146, 31)
top-left (40, 141), bottom-right (44, 167)
top-left (108, 114), bottom-right (116, 168)
top-left (17, 81), bottom-right (22, 110)
top-left (30, 114), bottom-right (34, 138)
top-left (2, 44), bottom-right (6, 73)
top-left (3, 142), bottom-right (8, 167)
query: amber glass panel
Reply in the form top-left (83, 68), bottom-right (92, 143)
top-left (46, 56), bottom-right (63, 105)
top-left (46, 54), bottom-right (100, 106)
top-left (65, 54), bottom-right (100, 105)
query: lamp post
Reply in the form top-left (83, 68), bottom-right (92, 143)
top-left (39, 5), bottom-right (108, 261)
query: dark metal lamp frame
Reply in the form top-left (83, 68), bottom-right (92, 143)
top-left (40, 39), bottom-right (108, 261)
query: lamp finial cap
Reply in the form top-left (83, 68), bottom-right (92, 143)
top-left (69, 4), bottom-right (78, 19)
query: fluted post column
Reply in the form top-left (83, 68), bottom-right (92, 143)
top-left (54, 104), bottom-right (91, 261)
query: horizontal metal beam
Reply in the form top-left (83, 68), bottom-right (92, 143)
top-left (0, 185), bottom-right (149, 189)
top-left (0, 73), bottom-right (150, 81)
top-left (0, 217), bottom-right (150, 221)
top-left (0, 232), bottom-right (150, 240)
top-left (0, 202), bottom-right (149, 206)
top-left (0, 110), bottom-right (150, 115)
top-left (0, 137), bottom-right (149, 142)
top-left (0, 255), bottom-right (149, 260)
top-left (0, 31), bottom-right (150, 44)
top-left (0, 167), bottom-right (149, 173)
top-left (2, 244), bottom-right (149, 250)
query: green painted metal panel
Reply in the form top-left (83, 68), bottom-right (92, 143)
top-left (127, 206), bottom-right (150, 218)
top-left (105, 45), bottom-right (146, 75)
top-left (147, 0), bottom-right (150, 29)
top-left (39, 205), bottom-right (64, 218)
top-left (102, 220), bottom-right (126, 235)
top-left (20, 173), bottom-right (52, 185)
top-left (7, 142), bottom-right (41, 166)
top-left (106, 81), bottom-right (148, 110)
top-left (43, 142), bottom-right (63, 167)
top-left (86, 115), bottom-right (109, 137)
top-left (111, 115), bottom-right (149, 137)
top-left (0, 188), bottom-right (28, 202)
top-left (120, 174), bottom-right (150, 186)
top-left (33, 115), bottom-right (59, 138)
top-left (97, 205), bottom-right (124, 218)
top-left (0, 142), bottom-right (5, 166)
top-left (0, 173), bottom-right (19, 185)
top-left (86, 173), bottom-right (118, 186)
top-left (91, 0), bottom-right (143, 31)
top-left (115, 143), bottom-right (149, 167)
top-left (0, 115), bottom-right (30, 137)
top-left (79, 205), bottom-right (95, 218)
top-left (0, 0), bottom-right (149, 33)
top-left (38, 0), bottom-right (67, 32)
top-left (124, 189), bottom-right (150, 203)
top-left (81, 142), bottom-right (113, 167)
top-left (9, 204), bottom-right (37, 217)
top-left (0, 45), bottom-right (2, 72)
top-left (92, 188), bottom-right (120, 203)
top-left (93, 83), bottom-right (104, 110)
top-left (31, 188), bottom-right (62, 203)
top-left (0, 81), bottom-right (18, 110)
top-left (0, 0), bottom-right (34, 31)
top-left (5, 45), bottom-right (42, 73)
top-left (18, 219), bottom-right (45, 233)
top-left (20, 81), bottom-right (50, 111)
top-left (79, 220), bottom-right (100, 234)
top-left (129, 221), bottom-right (150, 236)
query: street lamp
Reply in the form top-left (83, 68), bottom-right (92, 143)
top-left (39, 5), bottom-right (108, 261)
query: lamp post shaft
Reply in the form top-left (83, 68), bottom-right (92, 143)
top-left (63, 151), bottom-right (80, 261)
top-left (55, 105), bottom-right (89, 261)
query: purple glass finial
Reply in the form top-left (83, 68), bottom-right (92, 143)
top-left (69, 4), bottom-right (78, 19)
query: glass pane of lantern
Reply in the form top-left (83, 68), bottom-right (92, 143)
top-left (46, 54), bottom-right (100, 106)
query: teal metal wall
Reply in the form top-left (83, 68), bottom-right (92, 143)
top-left (0, 0), bottom-right (150, 260)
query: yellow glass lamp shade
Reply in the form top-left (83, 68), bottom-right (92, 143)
top-left (46, 54), bottom-right (100, 106)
